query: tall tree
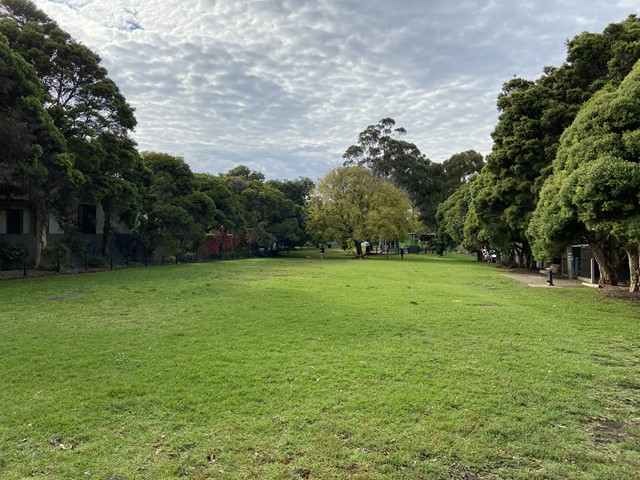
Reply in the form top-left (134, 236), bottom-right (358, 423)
top-left (1, 0), bottom-right (140, 257)
top-left (266, 177), bottom-right (314, 248)
top-left (306, 166), bottom-right (414, 256)
top-left (0, 33), bottom-right (76, 265)
top-left (530, 60), bottom-right (640, 291)
top-left (141, 152), bottom-right (215, 256)
top-left (470, 15), bottom-right (640, 268)
top-left (224, 169), bottom-right (303, 253)
top-left (342, 118), bottom-right (444, 228)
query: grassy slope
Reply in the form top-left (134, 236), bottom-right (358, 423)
top-left (0, 250), bottom-right (639, 479)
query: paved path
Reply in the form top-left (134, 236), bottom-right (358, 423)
top-left (502, 270), bottom-right (585, 288)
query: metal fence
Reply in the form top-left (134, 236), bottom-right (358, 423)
top-left (0, 249), bottom-right (257, 278)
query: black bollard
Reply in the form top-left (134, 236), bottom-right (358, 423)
top-left (547, 269), bottom-right (554, 286)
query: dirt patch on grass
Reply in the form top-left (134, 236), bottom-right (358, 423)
top-left (597, 285), bottom-right (640, 305)
top-left (591, 418), bottom-right (630, 445)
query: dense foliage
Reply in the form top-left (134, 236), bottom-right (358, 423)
top-left (306, 166), bottom-right (415, 256)
top-left (440, 14), bottom-right (640, 280)
top-left (0, 0), bottom-right (313, 263)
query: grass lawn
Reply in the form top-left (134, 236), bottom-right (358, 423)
top-left (1, 249), bottom-right (640, 479)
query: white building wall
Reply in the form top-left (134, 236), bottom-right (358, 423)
top-left (49, 214), bottom-right (64, 234)
top-left (22, 208), bottom-right (31, 234)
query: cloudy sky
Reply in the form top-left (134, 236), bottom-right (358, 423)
top-left (31, 0), bottom-right (637, 180)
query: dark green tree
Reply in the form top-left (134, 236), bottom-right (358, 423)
top-left (1, 0), bottom-right (140, 257)
top-left (141, 152), bottom-right (215, 256)
top-left (471, 14), bottom-right (640, 268)
top-left (266, 177), bottom-right (314, 248)
top-left (530, 60), bottom-right (640, 290)
top-left (0, 33), bottom-right (76, 265)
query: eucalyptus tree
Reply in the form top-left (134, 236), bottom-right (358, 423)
top-left (342, 118), bottom-right (446, 228)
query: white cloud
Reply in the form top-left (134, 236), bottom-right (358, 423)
top-left (31, 0), bottom-right (639, 180)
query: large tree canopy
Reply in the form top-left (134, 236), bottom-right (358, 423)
top-left (0, 0), bottom-right (142, 261)
top-left (306, 166), bottom-right (414, 256)
top-left (530, 60), bottom-right (640, 290)
top-left (343, 118), bottom-right (482, 230)
top-left (468, 14), bottom-right (640, 268)
top-left (0, 32), bottom-right (76, 265)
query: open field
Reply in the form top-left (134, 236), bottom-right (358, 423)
top-left (1, 250), bottom-right (639, 479)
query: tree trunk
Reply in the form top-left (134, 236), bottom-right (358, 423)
top-left (590, 240), bottom-right (620, 286)
top-left (521, 241), bottom-right (535, 270)
top-left (353, 239), bottom-right (363, 257)
top-left (31, 197), bottom-right (49, 268)
top-left (623, 243), bottom-right (640, 293)
top-left (102, 201), bottom-right (112, 257)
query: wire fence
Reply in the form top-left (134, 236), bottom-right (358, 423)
top-left (0, 248), bottom-right (258, 279)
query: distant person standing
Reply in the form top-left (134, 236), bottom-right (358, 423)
top-left (320, 245), bottom-right (325, 259)
top-left (400, 247), bottom-right (404, 259)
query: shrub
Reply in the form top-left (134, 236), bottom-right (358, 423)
top-left (41, 243), bottom-right (71, 269)
top-left (0, 242), bottom-right (28, 266)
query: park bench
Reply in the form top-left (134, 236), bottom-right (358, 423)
top-left (539, 263), bottom-right (560, 275)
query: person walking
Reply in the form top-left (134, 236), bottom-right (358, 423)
top-left (320, 245), bottom-right (325, 259)
top-left (400, 247), bottom-right (404, 259)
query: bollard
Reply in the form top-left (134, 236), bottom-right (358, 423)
top-left (547, 269), bottom-right (554, 286)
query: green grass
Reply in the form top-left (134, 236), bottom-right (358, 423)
top-left (1, 250), bottom-right (640, 479)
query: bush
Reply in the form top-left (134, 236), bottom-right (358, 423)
top-left (0, 242), bottom-right (28, 266)
top-left (182, 252), bottom-right (198, 263)
top-left (41, 243), bottom-right (71, 270)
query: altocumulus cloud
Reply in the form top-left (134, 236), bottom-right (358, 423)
top-left (33, 0), bottom-right (638, 179)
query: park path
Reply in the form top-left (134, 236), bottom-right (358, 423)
top-left (502, 270), bottom-right (584, 288)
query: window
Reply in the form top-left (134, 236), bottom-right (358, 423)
top-left (78, 204), bottom-right (97, 234)
top-left (6, 209), bottom-right (23, 234)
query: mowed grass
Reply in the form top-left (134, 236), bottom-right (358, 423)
top-left (1, 250), bottom-right (640, 479)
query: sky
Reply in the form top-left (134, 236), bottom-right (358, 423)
top-left (31, 0), bottom-right (638, 181)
